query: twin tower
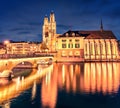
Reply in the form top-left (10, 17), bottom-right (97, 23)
top-left (42, 12), bottom-right (57, 51)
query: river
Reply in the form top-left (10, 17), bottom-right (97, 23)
top-left (0, 62), bottom-right (120, 108)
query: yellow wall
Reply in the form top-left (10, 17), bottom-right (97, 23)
top-left (57, 37), bottom-right (84, 49)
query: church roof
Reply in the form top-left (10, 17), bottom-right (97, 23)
top-left (58, 30), bottom-right (117, 39)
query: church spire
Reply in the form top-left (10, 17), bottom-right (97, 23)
top-left (43, 15), bottom-right (49, 25)
top-left (100, 19), bottom-right (103, 32)
top-left (50, 11), bottom-right (55, 23)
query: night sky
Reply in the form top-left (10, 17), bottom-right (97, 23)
top-left (0, 0), bottom-right (120, 42)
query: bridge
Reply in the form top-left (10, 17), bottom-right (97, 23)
top-left (0, 56), bottom-right (53, 72)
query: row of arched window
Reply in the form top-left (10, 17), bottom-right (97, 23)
top-left (85, 41), bottom-right (117, 55)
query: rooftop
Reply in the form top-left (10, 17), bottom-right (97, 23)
top-left (58, 30), bottom-right (117, 39)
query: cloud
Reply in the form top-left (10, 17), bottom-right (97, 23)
top-left (9, 27), bottom-right (31, 32)
top-left (0, 0), bottom-right (120, 41)
top-left (22, 34), bottom-right (42, 42)
top-left (0, 33), bottom-right (11, 41)
top-left (17, 31), bottom-right (31, 35)
top-left (27, 22), bottom-right (41, 26)
top-left (8, 27), bottom-right (34, 32)
top-left (19, 22), bottom-right (41, 26)
top-left (0, 34), bottom-right (7, 37)
top-left (57, 24), bottom-right (73, 30)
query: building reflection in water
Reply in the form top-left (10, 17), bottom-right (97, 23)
top-left (0, 62), bottom-right (119, 108)
top-left (0, 64), bottom-right (53, 108)
top-left (31, 81), bottom-right (37, 101)
top-left (41, 62), bottom-right (120, 108)
top-left (56, 62), bottom-right (120, 94)
top-left (41, 63), bottom-right (57, 108)
top-left (0, 101), bottom-right (10, 108)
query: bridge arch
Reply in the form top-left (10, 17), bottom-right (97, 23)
top-left (0, 56), bottom-right (53, 72)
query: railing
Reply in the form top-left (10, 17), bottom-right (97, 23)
top-left (0, 54), bottom-right (54, 59)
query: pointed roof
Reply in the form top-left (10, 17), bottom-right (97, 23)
top-left (100, 19), bottom-right (103, 32)
top-left (45, 14), bottom-right (48, 18)
top-left (58, 30), bottom-right (88, 38)
top-left (50, 10), bottom-right (54, 14)
top-left (81, 30), bottom-right (116, 39)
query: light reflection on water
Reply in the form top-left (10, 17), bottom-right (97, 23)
top-left (84, 63), bottom-right (119, 94)
top-left (41, 62), bottom-right (120, 108)
top-left (0, 62), bottom-right (120, 108)
top-left (57, 62), bottom-right (120, 94)
top-left (0, 64), bottom-right (53, 108)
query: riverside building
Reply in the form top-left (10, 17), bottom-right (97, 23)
top-left (42, 12), bottom-right (119, 62)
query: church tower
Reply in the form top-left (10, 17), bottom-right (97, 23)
top-left (42, 12), bottom-right (57, 52)
top-left (42, 15), bottom-right (49, 43)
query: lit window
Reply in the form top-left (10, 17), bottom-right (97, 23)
top-left (75, 44), bottom-right (80, 48)
top-left (66, 33), bottom-right (68, 36)
top-left (100, 43), bottom-right (103, 54)
top-left (111, 43), bottom-right (114, 54)
top-left (90, 43), bottom-right (93, 55)
top-left (74, 51), bottom-right (80, 56)
top-left (68, 44), bottom-right (73, 48)
top-left (62, 40), bottom-right (66, 42)
top-left (62, 44), bottom-right (66, 48)
top-left (75, 39), bottom-right (79, 42)
top-left (72, 33), bottom-right (75, 36)
top-left (94, 43), bottom-right (97, 55)
top-left (106, 43), bottom-right (110, 54)
top-left (62, 51), bottom-right (67, 56)
top-left (85, 43), bottom-right (87, 54)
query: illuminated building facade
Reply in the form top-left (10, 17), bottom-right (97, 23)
top-left (42, 12), bottom-right (60, 52)
top-left (83, 30), bottom-right (119, 61)
top-left (56, 31), bottom-right (84, 61)
top-left (6, 42), bottom-right (40, 54)
top-left (42, 12), bottom-right (119, 61)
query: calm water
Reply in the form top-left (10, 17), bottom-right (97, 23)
top-left (0, 62), bottom-right (120, 108)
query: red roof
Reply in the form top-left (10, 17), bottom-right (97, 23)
top-left (58, 30), bottom-right (117, 39)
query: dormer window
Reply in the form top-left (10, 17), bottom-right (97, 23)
top-left (72, 33), bottom-right (75, 36)
top-left (66, 33), bottom-right (68, 36)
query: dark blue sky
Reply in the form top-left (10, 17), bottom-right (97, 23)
top-left (0, 0), bottom-right (120, 42)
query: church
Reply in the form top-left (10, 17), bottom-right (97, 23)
top-left (42, 12), bottom-right (119, 62)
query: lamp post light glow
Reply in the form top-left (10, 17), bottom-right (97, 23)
top-left (4, 40), bottom-right (10, 45)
